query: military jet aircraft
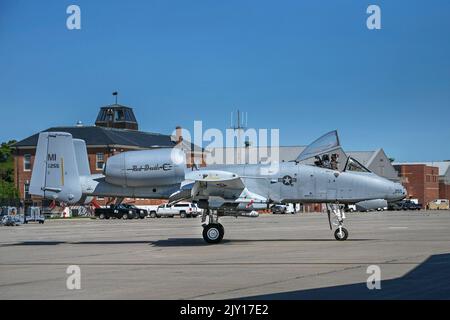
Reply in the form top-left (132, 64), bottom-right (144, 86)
top-left (30, 130), bottom-right (406, 244)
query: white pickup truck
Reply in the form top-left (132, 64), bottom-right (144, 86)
top-left (148, 203), bottom-right (199, 218)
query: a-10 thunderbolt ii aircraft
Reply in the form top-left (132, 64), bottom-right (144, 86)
top-left (30, 130), bottom-right (406, 244)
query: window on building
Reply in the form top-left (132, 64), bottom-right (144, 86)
top-left (24, 154), bottom-right (31, 171)
top-left (24, 183), bottom-right (30, 199)
top-left (96, 153), bottom-right (105, 170)
top-left (115, 110), bottom-right (125, 121)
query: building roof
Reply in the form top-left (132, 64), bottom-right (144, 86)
top-left (393, 161), bottom-right (450, 177)
top-left (13, 126), bottom-right (176, 149)
top-left (346, 150), bottom-right (378, 167)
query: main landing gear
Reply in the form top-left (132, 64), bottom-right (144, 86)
top-left (201, 209), bottom-right (225, 244)
top-left (327, 203), bottom-right (349, 241)
top-left (200, 205), bottom-right (349, 244)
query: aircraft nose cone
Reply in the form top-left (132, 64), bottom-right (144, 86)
top-left (400, 185), bottom-right (407, 200)
top-left (391, 182), bottom-right (407, 201)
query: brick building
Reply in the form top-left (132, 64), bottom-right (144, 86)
top-left (393, 164), bottom-right (440, 208)
top-left (12, 104), bottom-right (204, 207)
top-left (394, 161), bottom-right (450, 204)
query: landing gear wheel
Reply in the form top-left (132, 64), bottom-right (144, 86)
top-left (334, 227), bottom-right (349, 241)
top-left (203, 223), bottom-right (224, 244)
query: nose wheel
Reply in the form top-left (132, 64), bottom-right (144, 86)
top-left (334, 227), bottom-right (349, 241)
top-left (327, 203), bottom-right (349, 241)
top-left (203, 223), bottom-right (224, 244)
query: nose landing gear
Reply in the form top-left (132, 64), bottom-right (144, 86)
top-left (334, 226), bottom-right (349, 241)
top-left (327, 203), bottom-right (349, 241)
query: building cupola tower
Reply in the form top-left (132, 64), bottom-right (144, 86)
top-left (95, 104), bottom-right (139, 130)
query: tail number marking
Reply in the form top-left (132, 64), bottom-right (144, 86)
top-left (47, 154), bottom-right (60, 168)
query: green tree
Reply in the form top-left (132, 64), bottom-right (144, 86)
top-left (0, 140), bottom-right (19, 200)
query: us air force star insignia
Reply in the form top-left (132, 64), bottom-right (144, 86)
top-left (279, 175), bottom-right (297, 186)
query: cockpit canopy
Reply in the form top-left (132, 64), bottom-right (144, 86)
top-left (295, 130), bottom-right (371, 173)
top-left (296, 130), bottom-right (341, 162)
top-left (344, 157), bottom-right (371, 173)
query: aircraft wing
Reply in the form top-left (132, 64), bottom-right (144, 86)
top-left (169, 170), bottom-right (267, 209)
top-left (186, 170), bottom-right (246, 190)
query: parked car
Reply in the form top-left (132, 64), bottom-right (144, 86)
top-left (23, 207), bottom-right (45, 224)
top-left (427, 199), bottom-right (449, 210)
top-left (345, 204), bottom-right (357, 212)
top-left (148, 203), bottom-right (199, 218)
top-left (271, 204), bottom-right (288, 214)
top-left (388, 200), bottom-right (422, 211)
top-left (271, 204), bottom-right (296, 214)
top-left (95, 204), bottom-right (138, 220)
top-left (121, 204), bottom-right (147, 219)
top-left (1, 215), bottom-right (22, 226)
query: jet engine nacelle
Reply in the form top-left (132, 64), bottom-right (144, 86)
top-left (104, 148), bottom-right (185, 187)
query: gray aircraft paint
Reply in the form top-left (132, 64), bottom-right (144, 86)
top-left (30, 132), bottom-right (406, 207)
top-left (104, 148), bottom-right (185, 187)
top-left (200, 163), bottom-right (405, 206)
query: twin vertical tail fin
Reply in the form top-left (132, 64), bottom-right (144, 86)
top-left (30, 132), bottom-right (85, 204)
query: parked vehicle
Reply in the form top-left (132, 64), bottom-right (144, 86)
top-left (271, 204), bottom-right (296, 214)
top-left (427, 199), bottom-right (449, 210)
top-left (1, 206), bottom-right (18, 216)
top-left (345, 204), bottom-right (357, 212)
top-left (148, 203), bottom-right (199, 218)
top-left (121, 204), bottom-right (147, 219)
top-left (271, 204), bottom-right (287, 214)
top-left (23, 207), bottom-right (45, 224)
top-left (95, 204), bottom-right (138, 220)
top-left (0, 206), bottom-right (27, 226)
top-left (1, 215), bottom-right (22, 226)
top-left (388, 200), bottom-right (422, 211)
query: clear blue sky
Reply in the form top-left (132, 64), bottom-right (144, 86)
top-left (1, 0), bottom-right (449, 162)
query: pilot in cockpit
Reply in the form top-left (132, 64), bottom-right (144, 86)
top-left (322, 154), bottom-right (331, 169)
top-left (314, 156), bottom-right (323, 167)
top-left (330, 153), bottom-right (339, 170)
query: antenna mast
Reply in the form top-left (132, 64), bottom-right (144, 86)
top-left (230, 109), bottom-right (248, 164)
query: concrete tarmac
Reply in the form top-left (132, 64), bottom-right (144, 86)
top-left (1, 210), bottom-right (450, 299)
